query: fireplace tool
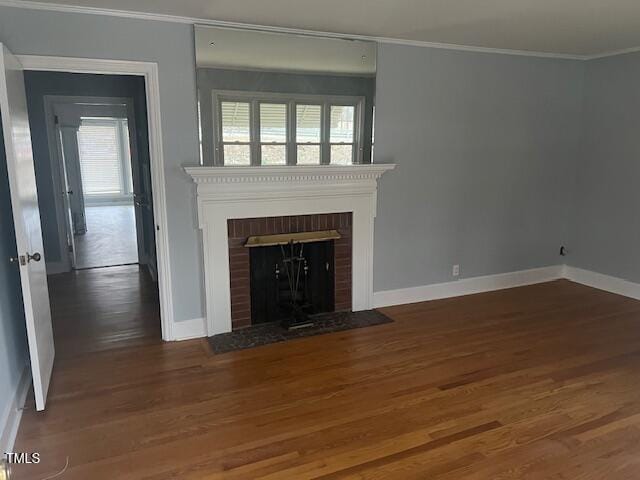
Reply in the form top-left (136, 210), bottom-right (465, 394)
top-left (277, 240), bottom-right (314, 329)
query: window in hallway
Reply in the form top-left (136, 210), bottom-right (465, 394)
top-left (74, 116), bottom-right (138, 269)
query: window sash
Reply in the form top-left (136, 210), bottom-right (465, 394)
top-left (213, 91), bottom-right (364, 166)
top-left (260, 142), bottom-right (287, 165)
top-left (77, 117), bottom-right (132, 196)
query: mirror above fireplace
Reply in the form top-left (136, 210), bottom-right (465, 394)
top-left (194, 25), bottom-right (377, 166)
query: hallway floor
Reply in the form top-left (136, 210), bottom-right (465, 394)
top-left (47, 264), bottom-right (161, 359)
top-left (74, 205), bottom-right (138, 269)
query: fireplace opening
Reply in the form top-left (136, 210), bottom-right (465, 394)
top-left (228, 213), bottom-right (352, 330)
top-left (249, 237), bottom-right (335, 328)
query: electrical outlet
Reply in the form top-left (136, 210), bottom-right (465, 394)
top-left (452, 264), bottom-right (460, 277)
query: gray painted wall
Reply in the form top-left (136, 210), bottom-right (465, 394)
top-left (0, 5), bottom-right (591, 330)
top-left (0, 5), bottom-right (203, 324)
top-left (23, 71), bottom-right (152, 265)
top-left (0, 117), bottom-right (29, 440)
top-left (196, 67), bottom-right (375, 165)
top-left (373, 44), bottom-right (583, 291)
top-left (567, 52), bottom-right (640, 282)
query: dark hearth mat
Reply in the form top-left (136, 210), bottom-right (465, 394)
top-left (208, 310), bottom-right (393, 354)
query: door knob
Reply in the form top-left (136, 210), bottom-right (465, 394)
top-left (27, 252), bottom-right (41, 262)
top-left (67, 190), bottom-right (73, 195)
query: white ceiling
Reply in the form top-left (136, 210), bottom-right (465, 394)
top-left (10, 0), bottom-right (640, 57)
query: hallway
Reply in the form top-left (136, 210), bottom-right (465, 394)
top-left (47, 264), bottom-right (160, 359)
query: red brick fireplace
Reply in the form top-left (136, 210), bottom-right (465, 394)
top-left (227, 213), bottom-right (353, 329)
top-left (186, 163), bottom-right (394, 336)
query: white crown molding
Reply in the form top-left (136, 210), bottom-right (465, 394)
top-left (582, 45), bottom-right (640, 61)
top-left (3, 0), bottom-right (624, 61)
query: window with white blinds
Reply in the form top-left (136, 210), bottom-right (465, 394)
top-left (77, 118), bottom-right (133, 197)
top-left (213, 91), bottom-right (364, 166)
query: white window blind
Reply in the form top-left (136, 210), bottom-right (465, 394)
top-left (220, 101), bottom-right (251, 166)
top-left (296, 104), bottom-right (322, 165)
top-left (77, 118), bottom-right (132, 196)
top-left (329, 105), bottom-right (355, 165)
top-left (260, 103), bottom-right (287, 165)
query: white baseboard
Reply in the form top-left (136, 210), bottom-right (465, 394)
top-left (564, 266), bottom-right (640, 301)
top-left (373, 265), bottom-right (564, 308)
top-left (45, 261), bottom-right (68, 275)
top-left (172, 317), bottom-right (206, 341)
top-left (0, 366), bottom-right (30, 454)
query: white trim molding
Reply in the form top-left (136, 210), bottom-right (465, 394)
top-left (0, 366), bottom-right (30, 454)
top-left (172, 317), bottom-right (207, 341)
top-left (185, 163), bottom-right (395, 335)
top-left (563, 266), bottom-right (640, 300)
top-left (374, 265), bottom-right (564, 308)
top-left (17, 54), bottom-right (175, 341)
top-left (374, 264), bottom-right (640, 309)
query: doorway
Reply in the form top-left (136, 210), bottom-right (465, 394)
top-left (2, 51), bottom-right (173, 412)
top-left (22, 73), bottom-right (164, 357)
top-left (51, 99), bottom-right (144, 270)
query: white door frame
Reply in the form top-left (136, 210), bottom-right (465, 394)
top-left (18, 55), bottom-right (175, 341)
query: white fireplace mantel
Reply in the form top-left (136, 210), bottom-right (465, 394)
top-left (185, 164), bottom-right (396, 335)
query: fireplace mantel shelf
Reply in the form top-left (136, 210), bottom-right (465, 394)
top-left (186, 163), bottom-right (396, 336)
top-left (184, 164), bottom-right (395, 184)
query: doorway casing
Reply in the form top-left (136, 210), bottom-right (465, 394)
top-left (18, 55), bottom-right (175, 340)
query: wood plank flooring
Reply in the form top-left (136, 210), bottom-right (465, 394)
top-left (74, 205), bottom-right (139, 269)
top-left (47, 264), bottom-right (161, 359)
top-left (13, 278), bottom-right (640, 479)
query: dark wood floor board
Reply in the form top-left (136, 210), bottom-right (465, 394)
top-left (13, 277), bottom-right (640, 479)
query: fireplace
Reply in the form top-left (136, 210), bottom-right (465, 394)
top-left (185, 164), bottom-right (395, 336)
top-left (228, 213), bottom-right (352, 329)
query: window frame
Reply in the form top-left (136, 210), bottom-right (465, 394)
top-left (77, 116), bottom-right (133, 197)
top-left (212, 90), bottom-right (365, 166)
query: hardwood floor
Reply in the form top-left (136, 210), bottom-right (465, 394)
top-left (74, 205), bottom-right (139, 269)
top-left (46, 264), bottom-right (161, 358)
top-left (13, 279), bottom-right (640, 479)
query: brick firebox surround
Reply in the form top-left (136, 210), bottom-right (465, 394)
top-left (227, 213), bottom-right (353, 329)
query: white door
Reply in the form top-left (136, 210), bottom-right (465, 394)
top-left (55, 123), bottom-right (79, 268)
top-left (0, 44), bottom-right (55, 411)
